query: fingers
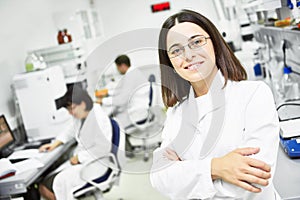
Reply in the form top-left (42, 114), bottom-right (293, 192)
top-left (246, 157), bottom-right (271, 172)
top-left (236, 181), bottom-right (262, 193)
top-left (239, 173), bottom-right (269, 187)
top-left (70, 156), bottom-right (79, 165)
top-left (39, 144), bottom-right (50, 152)
top-left (164, 148), bottom-right (181, 161)
top-left (39, 143), bottom-right (54, 152)
top-left (234, 147), bottom-right (271, 172)
top-left (234, 147), bottom-right (260, 156)
top-left (245, 167), bottom-right (271, 180)
top-left (215, 149), bottom-right (272, 193)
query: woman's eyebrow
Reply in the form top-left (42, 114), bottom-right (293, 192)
top-left (168, 43), bottom-right (180, 50)
top-left (189, 34), bottom-right (205, 40)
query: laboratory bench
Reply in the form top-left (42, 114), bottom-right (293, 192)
top-left (274, 145), bottom-right (300, 200)
top-left (0, 139), bottom-right (75, 199)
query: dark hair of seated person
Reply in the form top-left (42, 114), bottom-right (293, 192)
top-left (58, 85), bottom-right (93, 111)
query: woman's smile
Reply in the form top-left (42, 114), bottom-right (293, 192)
top-left (184, 61), bottom-right (204, 71)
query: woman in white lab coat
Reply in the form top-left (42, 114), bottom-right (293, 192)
top-left (150, 10), bottom-right (280, 199)
top-left (39, 85), bottom-right (112, 200)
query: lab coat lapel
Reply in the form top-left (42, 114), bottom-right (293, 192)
top-left (169, 89), bottom-right (198, 159)
top-left (198, 71), bottom-right (226, 158)
top-left (76, 108), bottom-right (93, 139)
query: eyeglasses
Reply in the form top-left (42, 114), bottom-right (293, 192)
top-left (167, 35), bottom-right (211, 58)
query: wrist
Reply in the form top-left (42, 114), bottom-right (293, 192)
top-left (53, 140), bottom-right (63, 148)
top-left (211, 158), bottom-right (221, 180)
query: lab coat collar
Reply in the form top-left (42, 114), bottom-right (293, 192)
top-left (188, 70), bottom-right (226, 119)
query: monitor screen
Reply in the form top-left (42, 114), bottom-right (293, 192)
top-left (0, 115), bottom-right (14, 151)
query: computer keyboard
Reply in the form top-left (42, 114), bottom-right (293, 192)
top-left (22, 142), bottom-right (42, 149)
top-left (14, 138), bottom-right (54, 151)
top-left (9, 158), bottom-right (28, 164)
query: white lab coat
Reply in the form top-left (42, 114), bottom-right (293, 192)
top-left (53, 104), bottom-right (112, 200)
top-left (150, 71), bottom-right (280, 200)
top-left (102, 67), bottom-right (151, 129)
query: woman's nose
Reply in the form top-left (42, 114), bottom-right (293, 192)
top-left (184, 47), bottom-right (196, 61)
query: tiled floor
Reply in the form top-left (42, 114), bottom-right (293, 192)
top-left (80, 154), bottom-right (168, 200)
top-left (103, 154), bottom-right (168, 200)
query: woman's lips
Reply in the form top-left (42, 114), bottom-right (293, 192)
top-left (184, 61), bottom-right (204, 71)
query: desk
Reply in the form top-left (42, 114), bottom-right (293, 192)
top-left (0, 139), bottom-right (75, 198)
top-left (274, 145), bottom-right (300, 200)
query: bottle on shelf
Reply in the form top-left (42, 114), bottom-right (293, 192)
top-left (57, 29), bottom-right (72, 45)
top-left (25, 53), bottom-right (47, 72)
top-left (281, 66), bottom-right (300, 101)
top-left (63, 29), bottom-right (72, 44)
top-left (57, 30), bottom-right (64, 45)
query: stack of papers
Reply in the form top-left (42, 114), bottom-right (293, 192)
top-left (0, 156), bottom-right (45, 179)
top-left (0, 158), bottom-right (17, 180)
top-left (7, 149), bottom-right (43, 160)
top-left (14, 158), bottom-right (44, 174)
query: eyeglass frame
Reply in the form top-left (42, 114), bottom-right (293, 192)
top-left (167, 35), bottom-right (211, 59)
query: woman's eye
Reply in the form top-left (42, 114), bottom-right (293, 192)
top-left (170, 48), bottom-right (181, 55)
top-left (192, 38), bottom-right (204, 46)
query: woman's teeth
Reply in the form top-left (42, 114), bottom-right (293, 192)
top-left (187, 64), bottom-right (201, 70)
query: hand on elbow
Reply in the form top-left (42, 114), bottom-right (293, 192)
top-left (163, 148), bottom-right (182, 161)
top-left (211, 147), bottom-right (271, 193)
top-left (70, 155), bottom-right (80, 165)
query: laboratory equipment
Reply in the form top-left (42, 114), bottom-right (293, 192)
top-left (12, 66), bottom-right (71, 140)
top-left (279, 117), bottom-right (300, 157)
top-left (25, 53), bottom-right (47, 72)
top-left (281, 66), bottom-right (300, 100)
top-left (277, 102), bottom-right (300, 157)
top-left (27, 42), bottom-right (86, 84)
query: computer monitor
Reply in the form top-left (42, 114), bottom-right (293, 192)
top-left (0, 115), bottom-right (15, 158)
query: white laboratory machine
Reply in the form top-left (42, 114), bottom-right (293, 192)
top-left (27, 42), bottom-right (87, 85)
top-left (12, 66), bottom-right (72, 140)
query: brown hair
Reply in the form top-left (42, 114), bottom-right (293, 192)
top-left (159, 9), bottom-right (247, 107)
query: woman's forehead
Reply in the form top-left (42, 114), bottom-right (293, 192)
top-left (166, 22), bottom-right (208, 46)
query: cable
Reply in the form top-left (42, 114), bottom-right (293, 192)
top-left (292, 70), bottom-right (300, 76)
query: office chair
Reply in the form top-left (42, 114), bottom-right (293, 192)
top-left (72, 118), bottom-right (122, 200)
top-left (125, 74), bottom-right (166, 161)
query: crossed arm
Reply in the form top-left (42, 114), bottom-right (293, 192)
top-left (164, 147), bottom-right (271, 193)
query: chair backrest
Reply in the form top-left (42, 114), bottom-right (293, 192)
top-left (148, 74), bottom-right (156, 107)
top-left (72, 118), bottom-right (121, 198)
top-left (110, 118), bottom-right (121, 170)
top-left (124, 74), bottom-right (157, 130)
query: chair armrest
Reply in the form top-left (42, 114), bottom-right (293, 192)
top-left (79, 153), bottom-right (120, 184)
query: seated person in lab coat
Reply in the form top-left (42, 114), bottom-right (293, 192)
top-left (38, 85), bottom-right (112, 200)
top-left (100, 55), bottom-right (150, 157)
top-left (150, 10), bottom-right (280, 199)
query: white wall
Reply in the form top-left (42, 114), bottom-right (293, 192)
top-left (0, 0), bottom-right (219, 128)
top-left (0, 0), bottom-right (91, 126)
top-left (93, 0), bottom-right (219, 38)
